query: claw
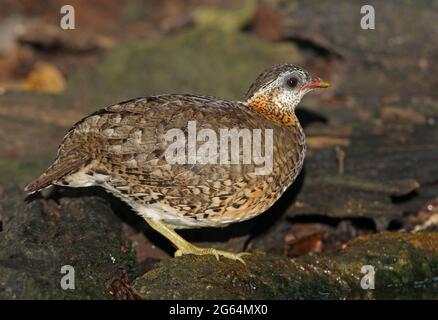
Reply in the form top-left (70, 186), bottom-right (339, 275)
top-left (174, 245), bottom-right (249, 264)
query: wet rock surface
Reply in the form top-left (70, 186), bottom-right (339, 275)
top-left (0, 186), bottom-right (138, 299)
top-left (132, 232), bottom-right (438, 299)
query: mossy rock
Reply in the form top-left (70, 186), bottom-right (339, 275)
top-left (0, 186), bottom-right (139, 299)
top-left (133, 232), bottom-right (438, 299)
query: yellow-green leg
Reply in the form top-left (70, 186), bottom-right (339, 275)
top-left (144, 217), bottom-right (249, 264)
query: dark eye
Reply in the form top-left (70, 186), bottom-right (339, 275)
top-left (286, 77), bottom-right (299, 89)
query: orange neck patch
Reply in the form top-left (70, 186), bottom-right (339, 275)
top-left (247, 92), bottom-right (297, 127)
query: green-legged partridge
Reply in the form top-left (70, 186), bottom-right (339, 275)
top-left (25, 64), bottom-right (329, 263)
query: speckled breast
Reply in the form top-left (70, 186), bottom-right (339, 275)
top-left (208, 115), bottom-right (306, 226)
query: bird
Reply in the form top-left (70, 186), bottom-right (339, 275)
top-left (25, 64), bottom-right (329, 263)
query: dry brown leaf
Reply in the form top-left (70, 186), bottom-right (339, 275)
top-left (20, 62), bottom-right (66, 94)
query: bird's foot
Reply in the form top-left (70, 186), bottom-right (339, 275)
top-left (174, 244), bottom-right (250, 264)
top-left (142, 217), bottom-right (249, 264)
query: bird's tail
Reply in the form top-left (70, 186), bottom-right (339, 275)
top-left (24, 152), bottom-right (89, 193)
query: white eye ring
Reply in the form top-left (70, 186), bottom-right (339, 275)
top-left (286, 77), bottom-right (299, 89)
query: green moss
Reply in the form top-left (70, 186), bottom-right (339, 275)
top-left (192, 0), bottom-right (257, 32)
top-left (59, 28), bottom-right (302, 113)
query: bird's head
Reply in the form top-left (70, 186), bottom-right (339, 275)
top-left (244, 64), bottom-right (329, 126)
